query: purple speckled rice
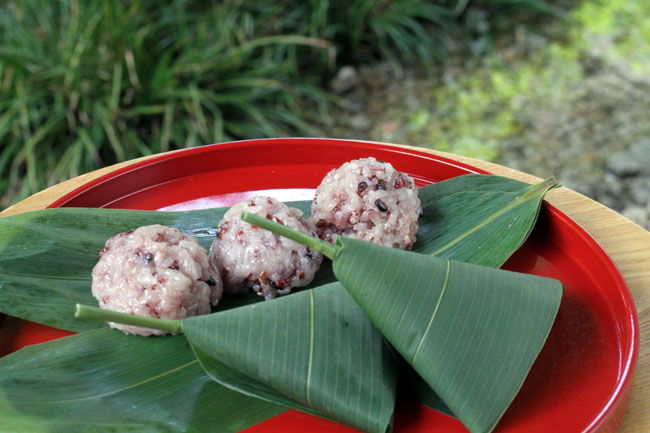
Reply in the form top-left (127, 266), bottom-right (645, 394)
top-left (209, 196), bottom-right (323, 300)
top-left (91, 224), bottom-right (222, 336)
top-left (311, 157), bottom-right (422, 249)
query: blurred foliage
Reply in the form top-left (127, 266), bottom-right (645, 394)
top-left (0, 0), bottom-right (562, 208)
top-left (368, 0), bottom-right (650, 162)
top-left (572, 0), bottom-right (650, 74)
top-left (419, 44), bottom-right (583, 160)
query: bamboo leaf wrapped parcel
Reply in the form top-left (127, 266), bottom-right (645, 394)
top-left (237, 212), bottom-right (564, 433)
top-left (76, 210), bottom-right (563, 433)
top-left (75, 284), bottom-right (398, 433)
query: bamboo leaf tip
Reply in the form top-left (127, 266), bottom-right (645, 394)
top-left (544, 175), bottom-right (561, 189)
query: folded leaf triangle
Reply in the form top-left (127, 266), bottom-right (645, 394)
top-left (333, 237), bottom-right (563, 433)
top-left (181, 283), bottom-right (397, 433)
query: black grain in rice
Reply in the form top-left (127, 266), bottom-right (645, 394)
top-left (358, 181), bottom-right (368, 193)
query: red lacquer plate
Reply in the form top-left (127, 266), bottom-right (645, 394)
top-left (0, 138), bottom-right (638, 433)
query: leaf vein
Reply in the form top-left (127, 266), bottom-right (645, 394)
top-left (0, 359), bottom-right (199, 406)
top-left (0, 272), bottom-right (90, 281)
top-left (429, 179), bottom-right (552, 256)
top-left (306, 289), bottom-right (315, 408)
top-left (412, 259), bottom-right (451, 364)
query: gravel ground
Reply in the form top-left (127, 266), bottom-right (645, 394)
top-left (325, 37), bottom-right (650, 230)
top-left (495, 67), bottom-right (650, 229)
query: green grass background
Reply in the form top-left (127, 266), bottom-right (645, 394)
top-left (0, 0), bottom-right (571, 209)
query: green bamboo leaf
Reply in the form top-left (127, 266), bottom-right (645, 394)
top-left (0, 174), bottom-right (559, 432)
top-left (333, 238), bottom-right (563, 433)
top-left (75, 282), bottom-right (397, 433)
top-left (186, 283), bottom-right (396, 433)
top-left (0, 328), bottom-right (283, 433)
top-left (242, 213), bottom-right (563, 433)
top-left (0, 175), bottom-right (557, 332)
top-left (406, 175), bottom-right (559, 413)
top-left (414, 174), bottom-right (559, 267)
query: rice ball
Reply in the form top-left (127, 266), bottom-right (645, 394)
top-left (311, 157), bottom-right (422, 249)
top-left (91, 224), bottom-right (222, 336)
top-left (209, 196), bottom-right (323, 300)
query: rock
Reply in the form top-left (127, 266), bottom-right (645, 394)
top-left (348, 114), bottom-right (372, 131)
top-left (603, 172), bottom-right (624, 195)
top-left (629, 177), bottom-right (650, 205)
top-left (606, 138), bottom-right (650, 176)
top-left (606, 153), bottom-right (641, 176)
top-left (330, 66), bottom-right (360, 94)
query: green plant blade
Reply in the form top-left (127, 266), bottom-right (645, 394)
top-left (0, 328), bottom-right (284, 433)
top-left (332, 237), bottom-right (563, 433)
top-left (181, 283), bottom-right (397, 433)
top-left (406, 175), bottom-right (559, 413)
top-left (414, 175), bottom-right (559, 267)
top-left (0, 175), bottom-right (556, 332)
top-left (0, 174), bottom-right (559, 432)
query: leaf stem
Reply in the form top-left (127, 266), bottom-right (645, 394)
top-left (74, 304), bottom-right (182, 334)
top-left (241, 212), bottom-right (337, 260)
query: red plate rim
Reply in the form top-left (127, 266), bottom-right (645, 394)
top-left (49, 138), bottom-right (487, 208)
top-left (12, 138), bottom-right (640, 432)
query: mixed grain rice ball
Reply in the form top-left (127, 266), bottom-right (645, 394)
top-left (91, 224), bottom-right (222, 336)
top-left (209, 196), bottom-right (323, 300)
top-left (311, 157), bottom-right (422, 249)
